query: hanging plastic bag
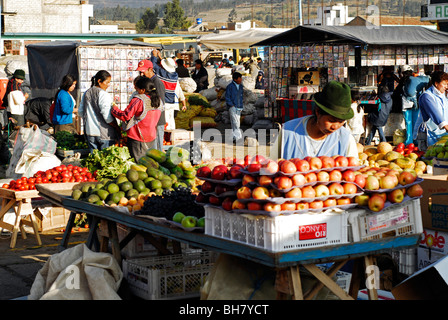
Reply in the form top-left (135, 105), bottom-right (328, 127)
top-left (6, 125), bottom-right (57, 178)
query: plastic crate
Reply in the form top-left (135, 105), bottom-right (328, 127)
top-left (204, 207), bottom-right (350, 252)
top-left (390, 247), bottom-right (418, 276)
top-left (122, 251), bottom-right (217, 300)
top-left (348, 198), bottom-right (423, 242)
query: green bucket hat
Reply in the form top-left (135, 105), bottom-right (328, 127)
top-left (13, 69), bottom-right (26, 80)
top-left (313, 80), bottom-right (354, 120)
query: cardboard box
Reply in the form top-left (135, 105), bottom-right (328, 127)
top-left (33, 206), bottom-right (72, 232)
top-left (417, 228), bottom-right (448, 270)
top-left (165, 129), bottom-right (194, 144)
top-left (419, 174), bottom-right (448, 232)
top-left (392, 255), bottom-right (448, 299)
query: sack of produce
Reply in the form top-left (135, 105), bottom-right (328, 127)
top-left (199, 107), bottom-right (217, 118)
top-left (189, 116), bottom-right (218, 128)
top-left (186, 93), bottom-right (210, 108)
top-left (199, 88), bottom-right (218, 101)
top-left (178, 77), bottom-right (197, 93)
top-left (242, 76), bottom-right (255, 90)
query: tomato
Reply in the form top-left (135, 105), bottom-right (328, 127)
top-left (19, 185), bottom-right (26, 191)
top-left (15, 179), bottom-right (22, 185)
top-left (67, 164), bottom-right (73, 171)
top-left (2, 184), bottom-right (9, 189)
top-left (28, 183), bottom-right (35, 190)
top-left (70, 177), bottom-right (76, 183)
top-left (82, 167), bottom-right (89, 173)
top-left (21, 176), bottom-right (28, 182)
top-left (86, 172), bottom-right (92, 179)
top-left (42, 177), bottom-right (49, 183)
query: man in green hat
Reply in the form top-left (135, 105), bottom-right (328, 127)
top-left (272, 80), bottom-right (359, 160)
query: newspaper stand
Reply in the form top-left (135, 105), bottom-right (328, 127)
top-left (0, 187), bottom-right (41, 248)
top-left (36, 183), bottom-right (421, 300)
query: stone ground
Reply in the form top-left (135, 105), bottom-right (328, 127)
top-left (0, 123), bottom-right (276, 300)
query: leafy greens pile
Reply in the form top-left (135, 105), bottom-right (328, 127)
top-left (81, 146), bottom-right (135, 179)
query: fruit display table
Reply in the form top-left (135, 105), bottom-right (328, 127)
top-left (0, 187), bottom-right (42, 248)
top-left (35, 183), bottom-right (421, 300)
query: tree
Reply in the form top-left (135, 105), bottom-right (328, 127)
top-left (228, 8), bottom-right (237, 23)
top-left (136, 8), bottom-right (159, 33)
top-left (163, 0), bottom-right (190, 33)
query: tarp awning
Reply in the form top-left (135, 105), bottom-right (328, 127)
top-left (198, 28), bottom-right (290, 49)
top-left (251, 25), bottom-right (448, 47)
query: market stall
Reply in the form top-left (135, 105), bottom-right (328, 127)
top-left (252, 25), bottom-right (448, 138)
top-left (26, 145), bottom-right (426, 300)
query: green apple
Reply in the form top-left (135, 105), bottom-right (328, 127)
top-left (172, 211), bottom-right (185, 223)
top-left (197, 217), bottom-right (205, 228)
top-left (181, 216), bottom-right (197, 228)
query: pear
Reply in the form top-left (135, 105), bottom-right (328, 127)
top-left (437, 152), bottom-right (445, 159)
top-left (384, 151), bottom-right (403, 162)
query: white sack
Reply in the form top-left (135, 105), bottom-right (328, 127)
top-left (28, 244), bottom-right (123, 300)
top-left (178, 77), bottom-right (197, 93)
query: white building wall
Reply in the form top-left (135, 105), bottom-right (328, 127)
top-left (3, 0), bottom-right (92, 34)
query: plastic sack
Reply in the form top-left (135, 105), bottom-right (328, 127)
top-left (393, 129), bottom-right (406, 146)
top-left (199, 88), bottom-right (218, 101)
top-left (14, 149), bottom-right (61, 178)
top-left (178, 77), bottom-right (197, 93)
top-left (7, 126), bottom-right (57, 179)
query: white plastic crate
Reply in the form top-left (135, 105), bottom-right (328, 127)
top-left (348, 198), bottom-right (423, 242)
top-left (204, 207), bottom-right (350, 252)
top-left (122, 251), bottom-right (217, 300)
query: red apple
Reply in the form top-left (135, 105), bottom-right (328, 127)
top-left (295, 159), bottom-right (311, 172)
top-left (292, 173), bottom-right (307, 186)
top-left (276, 176), bottom-right (293, 190)
top-left (355, 194), bottom-right (370, 206)
top-left (242, 174), bottom-right (256, 186)
top-left (309, 200), bottom-right (324, 209)
top-left (398, 171), bottom-right (417, 186)
top-left (264, 202), bottom-right (282, 212)
top-left (285, 187), bottom-right (302, 198)
top-left (320, 156), bottom-right (335, 168)
top-left (354, 174), bottom-right (366, 189)
top-left (247, 202), bottom-right (263, 211)
top-left (197, 166), bottom-right (211, 178)
top-left (406, 184), bottom-right (423, 197)
top-left (232, 199), bottom-right (246, 210)
top-left (195, 192), bottom-right (209, 203)
top-left (201, 181), bottom-right (215, 193)
top-left (301, 185), bottom-right (316, 198)
top-left (365, 175), bottom-right (380, 191)
top-left (347, 156), bottom-right (360, 167)
top-left (237, 186), bottom-right (252, 199)
top-left (222, 197), bottom-right (234, 211)
top-left (247, 163), bottom-right (262, 173)
top-left (337, 198), bottom-right (352, 205)
top-left (323, 198), bottom-right (337, 207)
top-left (209, 195), bottom-right (222, 205)
top-left (252, 186), bottom-right (270, 200)
top-left (304, 172), bottom-right (318, 183)
top-left (229, 164), bottom-right (244, 179)
top-left (377, 192), bottom-right (387, 202)
top-left (334, 156), bottom-right (349, 167)
top-left (328, 182), bottom-right (345, 195)
top-left (296, 202), bottom-right (310, 210)
top-left (387, 189), bottom-right (404, 203)
top-left (308, 157), bottom-right (323, 170)
top-left (329, 169), bottom-right (342, 182)
top-left (368, 194), bottom-right (385, 212)
top-left (280, 160), bottom-right (297, 174)
top-left (341, 170), bottom-right (355, 182)
top-left (244, 155), bottom-right (252, 166)
top-left (211, 165), bottom-right (228, 180)
top-left (215, 184), bottom-right (230, 195)
top-left (343, 182), bottom-right (358, 194)
top-left (258, 175), bottom-right (273, 187)
top-left (314, 184), bottom-right (330, 197)
top-left (379, 175), bottom-right (398, 189)
top-left (261, 160), bottom-right (279, 175)
top-left (281, 202), bottom-right (297, 211)
top-left (317, 171), bottom-right (330, 182)
top-left (251, 155), bottom-right (267, 165)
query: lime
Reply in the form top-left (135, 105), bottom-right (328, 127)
top-left (150, 179), bottom-right (162, 190)
top-left (72, 189), bottom-right (82, 200)
top-left (120, 181), bottom-right (133, 192)
top-left (126, 189), bottom-right (139, 198)
top-left (88, 194), bottom-right (100, 203)
top-left (126, 169), bottom-right (139, 182)
top-left (133, 180), bottom-right (146, 192)
top-left (137, 171), bottom-right (148, 180)
top-left (97, 189), bottom-right (109, 201)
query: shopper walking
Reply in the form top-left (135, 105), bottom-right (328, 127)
top-left (225, 72), bottom-right (244, 143)
top-left (365, 84), bottom-right (393, 145)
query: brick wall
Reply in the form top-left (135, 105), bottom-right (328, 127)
top-left (4, 0), bottom-right (84, 34)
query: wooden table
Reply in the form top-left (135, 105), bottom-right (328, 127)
top-left (0, 188), bottom-right (42, 248)
top-left (36, 183), bottom-right (420, 300)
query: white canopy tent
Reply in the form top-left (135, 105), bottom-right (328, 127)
top-left (197, 28), bottom-right (290, 49)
